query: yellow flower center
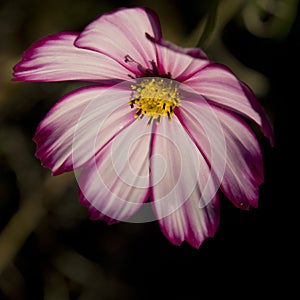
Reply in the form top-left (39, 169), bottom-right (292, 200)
top-left (129, 77), bottom-right (181, 125)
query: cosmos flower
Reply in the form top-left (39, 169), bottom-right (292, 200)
top-left (13, 7), bottom-right (274, 248)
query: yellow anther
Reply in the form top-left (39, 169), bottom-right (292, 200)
top-left (129, 78), bottom-right (181, 125)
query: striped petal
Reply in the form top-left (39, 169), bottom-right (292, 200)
top-left (13, 32), bottom-right (131, 82)
top-left (178, 100), bottom-right (263, 209)
top-left (34, 84), bottom-right (134, 175)
top-left (157, 191), bottom-right (220, 248)
top-left (149, 36), bottom-right (208, 60)
top-left (184, 63), bottom-right (274, 145)
top-left (217, 110), bottom-right (264, 209)
top-left (77, 118), bottom-right (153, 223)
top-left (146, 35), bottom-right (210, 80)
top-left (75, 7), bottom-right (162, 77)
top-left (151, 117), bottom-right (219, 247)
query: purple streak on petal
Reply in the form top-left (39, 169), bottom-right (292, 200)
top-left (179, 101), bottom-right (264, 209)
top-left (77, 118), bottom-right (153, 223)
top-left (146, 33), bottom-right (208, 59)
top-left (34, 85), bottom-right (134, 175)
top-left (216, 109), bottom-right (264, 209)
top-left (79, 191), bottom-right (120, 224)
top-left (184, 63), bottom-right (271, 136)
top-left (75, 7), bottom-right (162, 77)
top-left (148, 38), bottom-right (210, 81)
top-left (158, 193), bottom-right (220, 248)
top-left (241, 82), bottom-right (274, 146)
top-left (175, 96), bottom-right (227, 199)
top-left (150, 117), bottom-right (219, 247)
top-left (13, 32), bottom-right (130, 82)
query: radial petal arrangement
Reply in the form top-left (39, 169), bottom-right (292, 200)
top-left (13, 7), bottom-right (274, 248)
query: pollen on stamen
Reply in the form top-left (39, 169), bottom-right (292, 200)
top-left (129, 77), bottom-right (181, 125)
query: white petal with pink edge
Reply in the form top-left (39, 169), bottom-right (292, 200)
top-left (146, 35), bottom-right (208, 60)
top-left (76, 118), bottom-right (153, 223)
top-left (179, 100), bottom-right (263, 209)
top-left (75, 7), bottom-right (162, 77)
top-left (152, 39), bottom-right (210, 80)
top-left (216, 109), bottom-right (264, 209)
top-left (184, 63), bottom-right (273, 144)
top-left (34, 84), bottom-right (135, 175)
top-left (158, 192), bottom-right (220, 248)
top-left (150, 117), bottom-right (220, 247)
top-left (13, 32), bottom-right (131, 82)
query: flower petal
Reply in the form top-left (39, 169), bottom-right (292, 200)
top-left (158, 191), bottom-right (220, 248)
top-left (151, 39), bottom-right (210, 81)
top-left (34, 84), bottom-right (135, 175)
top-left (151, 117), bottom-right (219, 247)
top-left (217, 110), bottom-right (264, 209)
top-left (184, 63), bottom-right (274, 144)
top-left (13, 32), bottom-right (131, 82)
top-left (241, 82), bottom-right (274, 146)
top-left (75, 7), bottom-right (162, 77)
top-left (150, 36), bottom-right (208, 60)
top-left (77, 118), bottom-right (153, 223)
top-left (178, 100), bottom-right (263, 209)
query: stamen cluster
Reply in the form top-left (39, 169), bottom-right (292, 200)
top-left (129, 78), bottom-right (181, 125)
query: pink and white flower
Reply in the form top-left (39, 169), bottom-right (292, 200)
top-left (13, 7), bottom-right (274, 248)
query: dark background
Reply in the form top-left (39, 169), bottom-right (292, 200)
top-left (0, 0), bottom-right (298, 299)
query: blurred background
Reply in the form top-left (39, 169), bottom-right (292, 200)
top-left (0, 0), bottom-right (298, 299)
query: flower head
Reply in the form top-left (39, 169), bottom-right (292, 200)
top-left (13, 7), bottom-right (274, 248)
